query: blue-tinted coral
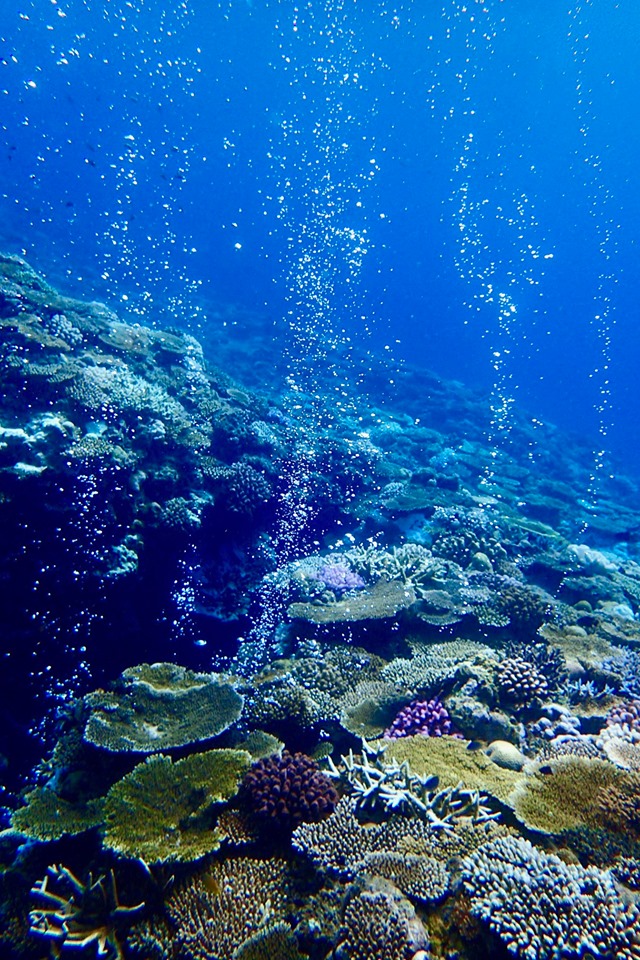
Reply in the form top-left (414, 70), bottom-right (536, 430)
top-left (605, 647), bottom-right (640, 698)
top-left (463, 835), bottom-right (640, 959)
top-left (383, 697), bottom-right (455, 739)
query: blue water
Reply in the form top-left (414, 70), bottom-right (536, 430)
top-left (2, 0), bottom-right (640, 473)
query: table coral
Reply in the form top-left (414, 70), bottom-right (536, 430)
top-left (11, 787), bottom-right (104, 843)
top-left (287, 577), bottom-right (416, 623)
top-left (83, 662), bottom-right (244, 753)
top-left (103, 748), bottom-right (251, 863)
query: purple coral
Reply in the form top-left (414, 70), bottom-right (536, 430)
top-left (315, 560), bottom-right (365, 594)
top-left (241, 751), bottom-right (338, 833)
top-left (605, 699), bottom-right (640, 735)
top-left (384, 697), bottom-right (455, 739)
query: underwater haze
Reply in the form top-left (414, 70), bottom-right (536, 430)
top-left (4, 3), bottom-right (640, 960)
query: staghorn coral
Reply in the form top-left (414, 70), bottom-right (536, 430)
top-left (463, 835), bottom-right (640, 959)
top-left (103, 749), bottom-right (251, 863)
top-left (166, 857), bottom-right (291, 960)
top-left (29, 864), bottom-right (144, 960)
top-left (83, 662), bottom-right (243, 753)
top-left (343, 541), bottom-right (451, 598)
top-left (326, 740), bottom-right (499, 830)
top-left (382, 733), bottom-right (523, 806)
top-left (241, 750), bottom-right (338, 833)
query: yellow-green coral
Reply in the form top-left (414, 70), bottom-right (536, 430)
top-left (510, 756), bottom-right (640, 836)
top-left (288, 578), bottom-right (416, 623)
top-left (381, 735), bottom-right (523, 804)
top-left (103, 748), bottom-right (251, 863)
top-left (83, 662), bottom-right (243, 753)
top-left (11, 787), bottom-right (104, 842)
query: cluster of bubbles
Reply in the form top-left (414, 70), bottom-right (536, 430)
top-left (242, 0), bottom-right (390, 668)
top-left (423, 0), bottom-right (554, 474)
top-left (567, 0), bottom-right (619, 525)
top-left (1, 0), bottom-right (203, 320)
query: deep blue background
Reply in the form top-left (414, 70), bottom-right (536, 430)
top-left (1, 0), bottom-right (639, 475)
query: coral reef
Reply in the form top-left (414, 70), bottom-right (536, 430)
top-left (6, 256), bottom-right (640, 960)
top-left (381, 734), bottom-right (523, 805)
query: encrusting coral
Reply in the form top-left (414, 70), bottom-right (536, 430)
top-left (510, 755), bottom-right (640, 838)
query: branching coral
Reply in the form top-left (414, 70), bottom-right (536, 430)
top-left (166, 857), bottom-right (291, 960)
top-left (463, 835), bottom-right (640, 959)
top-left (325, 740), bottom-right (498, 831)
top-left (29, 864), bottom-right (144, 959)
